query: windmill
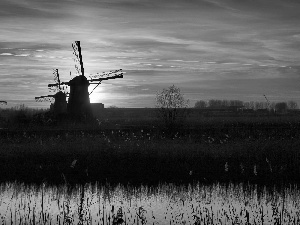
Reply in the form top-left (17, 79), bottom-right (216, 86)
top-left (48, 41), bottom-right (124, 118)
top-left (35, 69), bottom-right (68, 115)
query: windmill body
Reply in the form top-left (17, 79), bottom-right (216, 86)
top-left (52, 91), bottom-right (67, 115)
top-left (37, 91), bottom-right (67, 116)
top-left (67, 75), bottom-right (92, 117)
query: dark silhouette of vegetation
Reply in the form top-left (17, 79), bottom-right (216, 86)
top-left (275, 102), bottom-right (288, 113)
top-left (1, 120), bottom-right (300, 187)
top-left (108, 105), bottom-right (119, 108)
top-left (194, 99), bottom-right (298, 111)
top-left (0, 104), bottom-right (48, 128)
top-left (155, 85), bottom-right (189, 131)
top-left (0, 104), bottom-right (100, 129)
top-left (1, 101), bottom-right (300, 187)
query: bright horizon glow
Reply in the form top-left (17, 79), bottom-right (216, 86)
top-left (89, 87), bottom-right (106, 104)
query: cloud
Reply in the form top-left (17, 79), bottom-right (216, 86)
top-left (0, 0), bottom-right (300, 107)
top-left (15, 54), bottom-right (30, 57)
top-left (0, 53), bottom-right (13, 56)
top-left (0, 0), bottom-right (75, 19)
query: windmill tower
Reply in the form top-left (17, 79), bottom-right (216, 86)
top-left (35, 69), bottom-right (68, 115)
top-left (67, 41), bottom-right (91, 117)
top-left (48, 41), bottom-right (124, 118)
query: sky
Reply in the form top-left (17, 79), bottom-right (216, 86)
top-left (0, 0), bottom-right (300, 108)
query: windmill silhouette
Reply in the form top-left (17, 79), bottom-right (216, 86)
top-left (48, 41), bottom-right (124, 118)
top-left (35, 69), bottom-right (68, 115)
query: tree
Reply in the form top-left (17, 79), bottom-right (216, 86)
top-left (207, 99), bottom-right (222, 108)
top-left (194, 100), bottom-right (207, 108)
top-left (155, 85), bottom-right (189, 130)
top-left (108, 105), bottom-right (118, 108)
top-left (275, 102), bottom-right (288, 113)
top-left (287, 100), bottom-right (298, 109)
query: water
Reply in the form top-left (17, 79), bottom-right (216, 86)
top-left (0, 182), bottom-right (299, 224)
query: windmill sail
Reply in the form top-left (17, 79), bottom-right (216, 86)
top-left (89, 69), bottom-right (123, 79)
top-left (53, 69), bottom-right (61, 89)
top-left (48, 69), bottom-right (69, 93)
top-left (35, 95), bottom-right (55, 102)
top-left (89, 73), bottom-right (123, 83)
top-left (72, 41), bottom-right (84, 76)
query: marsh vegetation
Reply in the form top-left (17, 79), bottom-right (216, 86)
top-left (1, 106), bottom-right (300, 224)
top-left (1, 182), bottom-right (300, 225)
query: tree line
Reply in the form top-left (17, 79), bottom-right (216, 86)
top-left (194, 99), bottom-right (298, 111)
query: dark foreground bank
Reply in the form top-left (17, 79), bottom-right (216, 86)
top-left (1, 121), bottom-right (300, 187)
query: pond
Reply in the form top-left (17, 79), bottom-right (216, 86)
top-left (0, 182), bottom-right (299, 224)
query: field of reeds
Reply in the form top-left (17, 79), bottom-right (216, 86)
top-left (1, 107), bottom-right (300, 224)
top-left (1, 113), bottom-right (300, 186)
top-left (0, 182), bottom-right (300, 225)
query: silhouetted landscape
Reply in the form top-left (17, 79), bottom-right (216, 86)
top-left (1, 0), bottom-right (300, 222)
top-left (1, 103), bottom-right (300, 186)
top-left (2, 102), bottom-right (300, 223)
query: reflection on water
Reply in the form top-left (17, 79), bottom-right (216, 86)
top-left (0, 182), bottom-right (299, 224)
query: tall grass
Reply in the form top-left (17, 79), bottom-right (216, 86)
top-left (0, 104), bottom-right (48, 128)
top-left (0, 124), bottom-right (300, 186)
top-left (0, 182), bottom-right (299, 224)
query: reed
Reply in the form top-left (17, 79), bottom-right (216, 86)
top-left (0, 182), bottom-right (299, 224)
top-left (0, 123), bottom-right (300, 186)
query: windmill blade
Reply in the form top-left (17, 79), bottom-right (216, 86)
top-left (72, 42), bottom-right (81, 75)
top-left (35, 95), bottom-right (55, 102)
top-left (53, 69), bottom-right (61, 89)
top-left (72, 41), bottom-right (84, 76)
top-left (89, 69), bottom-right (123, 79)
top-left (48, 81), bottom-right (69, 88)
top-left (74, 64), bottom-right (81, 75)
top-left (88, 69), bottom-right (124, 95)
top-left (48, 85), bottom-right (60, 93)
top-left (48, 69), bottom-right (69, 93)
top-left (72, 42), bottom-right (79, 56)
top-left (264, 95), bottom-right (270, 104)
top-left (89, 73), bottom-right (123, 83)
top-left (75, 41), bottom-right (84, 76)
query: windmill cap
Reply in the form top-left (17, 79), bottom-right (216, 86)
top-left (69, 75), bottom-right (89, 86)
